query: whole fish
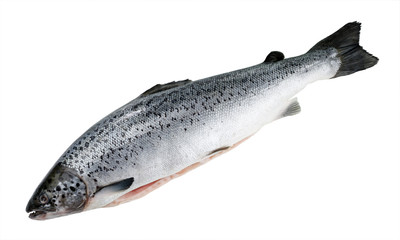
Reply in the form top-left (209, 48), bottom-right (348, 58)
top-left (26, 22), bottom-right (378, 220)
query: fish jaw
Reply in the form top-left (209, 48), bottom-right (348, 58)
top-left (27, 208), bottom-right (83, 220)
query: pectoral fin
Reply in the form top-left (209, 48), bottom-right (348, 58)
top-left (85, 177), bottom-right (133, 210)
top-left (96, 177), bottom-right (134, 193)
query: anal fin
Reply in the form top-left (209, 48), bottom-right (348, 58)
top-left (282, 98), bottom-right (301, 117)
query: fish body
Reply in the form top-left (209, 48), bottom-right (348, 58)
top-left (26, 22), bottom-right (378, 220)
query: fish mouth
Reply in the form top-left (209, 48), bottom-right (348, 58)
top-left (28, 210), bottom-right (48, 220)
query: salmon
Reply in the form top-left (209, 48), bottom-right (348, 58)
top-left (26, 22), bottom-right (378, 220)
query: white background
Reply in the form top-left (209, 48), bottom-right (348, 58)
top-left (1, 1), bottom-right (399, 240)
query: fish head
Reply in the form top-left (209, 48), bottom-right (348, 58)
top-left (26, 163), bottom-right (87, 220)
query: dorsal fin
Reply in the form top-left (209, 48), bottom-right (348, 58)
top-left (140, 79), bottom-right (192, 97)
top-left (264, 51), bottom-right (285, 63)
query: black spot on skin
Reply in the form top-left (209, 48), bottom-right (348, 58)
top-left (76, 183), bottom-right (80, 187)
top-left (70, 186), bottom-right (76, 192)
top-left (56, 186), bottom-right (61, 191)
top-left (85, 142), bottom-right (89, 147)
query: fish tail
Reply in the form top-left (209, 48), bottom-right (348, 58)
top-left (308, 21), bottom-right (378, 78)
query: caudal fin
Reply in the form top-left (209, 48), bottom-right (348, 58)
top-left (308, 22), bottom-right (378, 78)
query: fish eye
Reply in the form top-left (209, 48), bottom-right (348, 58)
top-left (39, 193), bottom-right (49, 204)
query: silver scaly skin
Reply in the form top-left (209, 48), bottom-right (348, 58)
top-left (26, 22), bottom-right (378, 220)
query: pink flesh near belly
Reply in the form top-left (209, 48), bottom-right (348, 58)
top-left (105, 135), bottom-right (252, 207)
